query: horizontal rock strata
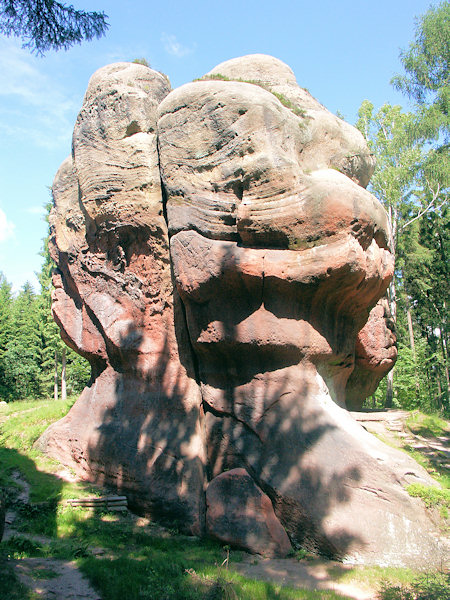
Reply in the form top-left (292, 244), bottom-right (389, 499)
top-left (41, 55), bottom-right (443, 566)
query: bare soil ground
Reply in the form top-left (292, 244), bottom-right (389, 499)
top-left (3, 470), bottom-right (101, 600)
top-left (12, 557), bottom-right (101, 600)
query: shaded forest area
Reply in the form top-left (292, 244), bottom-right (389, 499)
top-left (0, 2), bottom-right (448, 415)
top-left (0, 217), bottom-right (89, 401)
top-left (357, 2), bottom-right (449, 414)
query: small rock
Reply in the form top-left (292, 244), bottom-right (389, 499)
top-left (206, 468), bottom-right (292, 558)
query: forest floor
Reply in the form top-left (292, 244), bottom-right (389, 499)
top-left (0, 400), bottom-right (448, 600)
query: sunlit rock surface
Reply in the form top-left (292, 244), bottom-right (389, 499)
top-left (41, 55), bottom-right (443, 566)
top-left (40, 63), bottom-right (205, 534)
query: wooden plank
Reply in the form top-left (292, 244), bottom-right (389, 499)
top-left (66, 495), bottom-right (128, 508)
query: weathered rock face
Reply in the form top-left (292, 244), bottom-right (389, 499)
top-left (206, 468), bottom-right (292, 557)
top-left (42, 55), bottom-right (443, 566)
top-left (346, 297), bottom-right (398, 410)
top-left (40, 62), bottom-right (205, 533)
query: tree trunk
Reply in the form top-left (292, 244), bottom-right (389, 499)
top-left (385, 277), bottom-right (397, 408)
top-left (406, 307), bottom-right (420, 397)
top-left (406, 308), bottom-right (416, 358)
top-left (438, 328), bottom-right (450, 406)
top-left (61, 347), bottom-right (66, 401)
top-left (436, 372), bottom-right (442, 410)
top-left (386, 203), bottom-right (397, 410)
top-left (385, 369), bottom-right (394, 408)
top-left (54, 349), bottom-right (58, 401)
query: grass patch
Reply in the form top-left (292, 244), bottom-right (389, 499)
top-left (79, 554), bottom-right (350, 600)
top-left (406, 483), bottom-right (450, 519)
top-left (2, 398), bottom-right (448, 600)
top-left (378, 571), bottom-right (450, 600)
top-left (406, 411), bottom-right (449, 438)
top-left (326, 565), bottom-right (416, 589)
top-left (29, 567), bottom-right (59, 579)
top-left (401, 443), bottom-right (450, 488)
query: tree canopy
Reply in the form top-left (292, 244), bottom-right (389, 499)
top-left (356, 3), bottom-right (449, 413)
top-left (391, 1), bottom-right (449, 145)
top-left (0, 0), bottom-right (108, 54)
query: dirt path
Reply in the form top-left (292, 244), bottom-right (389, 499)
top-left (13, 557), bottom-right (101, 600)
top-left (351, 409), bottom-right (450, 471)
top-left (4, 470), bottom-right (101, 600)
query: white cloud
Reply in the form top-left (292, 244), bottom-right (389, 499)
top-left (0, 208), bottom-right (15, 243)
top-left (25, 205), bottom-right (47, 216)
top-left (161, 33), bottom-right (194, 58)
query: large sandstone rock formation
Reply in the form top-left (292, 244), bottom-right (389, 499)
top-left (41, 55), bottom-right (442, 566)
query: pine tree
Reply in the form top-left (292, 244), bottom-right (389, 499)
top-left (0, 272), bottom-right (13, 399)
top-left (1, 282), bottom-right (41, 399)
top-left (0, 0), bottom-right (108, 54)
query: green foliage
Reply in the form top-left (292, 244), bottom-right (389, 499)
top-left (0, 0), bottom-right (109, 55)
top-left (406, 411), bottom-right (450, 437)
top-left (378, 572), bottom-right (450, 600)
top-left (406, 483), bottom-right (449, 518)
top-left (391, 2), bottom-right (449, 145)
top-left (132, 57), bottom-right (150, 67)
top-left (5, 534), bottom-right (43, 558)
top-left (270, 90), bottom-right (307, 117)
top-left (0, 283), bottom-right (41, 400)
top-left (0, 552), bottom-right (40, 600)
top-left (357, 98), bottom-right (449, 413)
top-left (384, 338), bottom-right (439, 412)
top-left (356, 101), bottom-right (422, 233)
top-left (0, 201), bottom-right (90, 402)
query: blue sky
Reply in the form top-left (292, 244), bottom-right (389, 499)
top-left (0, 0), bottom-right (434, 292)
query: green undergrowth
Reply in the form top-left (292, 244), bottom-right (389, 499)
top-left (378, 571), bottom-right (450, 600)
top-left (406, 483), bottom-right (450, 520)
top-left (406, 411), bottom-right (450, 438)
top-left (1, 398), bottom-right (449, 600)
top-left (1, 397), bottom-right (352, 599)
top-left (0, 396), bottom-right (98, 506)
top-left (400, 442), bottom-right (450, 491)
top-left (0, 552), bottom-right (40, 600)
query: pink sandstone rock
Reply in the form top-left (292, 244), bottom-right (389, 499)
top-left (346, 297), bottom-right (398, 410)
top-left (206, 468), bottom-right (292, 557)
top-left (40, 55), bottom-right (444, 566)
top-left (39, 63), bottom-right (205, 534)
